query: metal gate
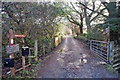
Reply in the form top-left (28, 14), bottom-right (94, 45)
top-left (90, 40), bottom-right (110, 63)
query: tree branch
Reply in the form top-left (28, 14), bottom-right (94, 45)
top-left (90, 7), bottom-right (106, 22)
top-left (77, 2), bottom-right (108, 18)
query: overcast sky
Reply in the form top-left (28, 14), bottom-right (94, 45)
top-left (1, 0), bottom-right (119, 2)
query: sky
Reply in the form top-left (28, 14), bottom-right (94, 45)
top-left (1, 0), bottom-right (119, 2)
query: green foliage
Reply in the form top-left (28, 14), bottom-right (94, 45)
top-left (100, 2), bottom-right (120, 41)
top-left (74, 35), bottom-right (89, 45)
top-left (87, 27), bottom-right (106, 40)
top-left (105, 64), bottom-right (119, 75)
top-left (19, 69), bottom-right (29, 75)
top-left (106, 18), bottom-right (120, 25)
top-left (43, 37), bottom-right (54, 54)
top-left (106, 64), bottom-right (115, 72)
top-left (77, 35), bottom-right (87, 41)
top-left (83, 33), bottom-right (87, 37)
top-left (2, 2), bottom-right (66, 59)
top-left (31, 61), bottom-right (38, 64)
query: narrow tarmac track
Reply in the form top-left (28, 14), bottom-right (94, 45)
top-left (37, 36), bottom-right (119, 78)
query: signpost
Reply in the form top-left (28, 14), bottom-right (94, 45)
top-left (9, 29), bottom-right (15, 75)
top-left (7, 29), bottom-right (25, 75)
top-left (6, 44), bottom-right (19, 54)
top-left (14, 34), bottom-right (25, 38)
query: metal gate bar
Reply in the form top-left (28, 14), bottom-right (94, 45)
top-left (90, 40), bottom-right (109, 63)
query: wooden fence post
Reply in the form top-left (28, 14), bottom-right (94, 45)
top-left (107, 43), bottom-right (109, 63)
top-left (55, 37), bottom-right (59, 47)
top-left (90, 40), bottom-right (92, 51)
top-left (22, 41), bottom-right (25, 69)
top-left (35, 40), bottom-right (38, 61)
top-left (22, 56), bottom-right (25, 69)
top-left (60, 36), bottom-right (61, 43)
top-left (43, 44), bottom-right (45, 56)
top-left (109, 41), bottom-right (114, 64)
top-left (22, 40), bottom-right (25, 69)
top-left (29, 48), bottom-right (31, 64)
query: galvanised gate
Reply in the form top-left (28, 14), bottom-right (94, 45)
top-left (90, 40), bottom-right (110, 63)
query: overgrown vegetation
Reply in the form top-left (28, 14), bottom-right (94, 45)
top-left (2, 2), bottom-right (66, 77)
top-left (2, 2), bottom-right (66, 58)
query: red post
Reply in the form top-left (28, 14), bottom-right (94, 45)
top-left (9, 29), bottom-right (15, 75)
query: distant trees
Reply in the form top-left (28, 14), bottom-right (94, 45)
top-left (66, 2), bottom-right (84, 34)
top-left (78, 1), bottom-right (108, 40)
top-left (64, 1), bottom-right (108, 39)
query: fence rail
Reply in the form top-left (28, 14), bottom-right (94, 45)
top-left (90, 40), bottom-right (110, 63)
top-left (2, 37), bottom-right (64, 77)
top-left (112, 47), bottom-right (120, 73)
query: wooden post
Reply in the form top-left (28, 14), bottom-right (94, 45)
top-left (60, 36), bottom-right (61, 43)
top-left (35, 40), bottom-right (38, 61)
top-left (9, 29), bottom-right (15, 75)
top-left (29, 48), bottom-right (31, 64)
top-left (43, 44), bottom-right (45, 56)
top-left (109, 41), bottom-right (114, 64)
top-left (107, 43), bottom-right (109, 63)
top-left (90, 40), bottom-right (92, 51)
top-left (55, 37), bottom-right (59, 47)
top-left (22, 39), bottom-right (25, 69)
top-left (22, 56), bottom-right (25, 69)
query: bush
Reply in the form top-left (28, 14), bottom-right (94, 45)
top-left (83, 33), bottom-right (87, 37)
top-left (87, 27), bottom-right (106, 41)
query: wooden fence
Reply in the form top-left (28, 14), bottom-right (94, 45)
top-left (110, 41), bottom-right (120, 73)
top-left (113, 49), bottom-right (120, 73)
top-left (2, 36), bottom-right (64, 77)
top-left (2, 40), bottom-right (38, 77)
top-left (2, 48), bottom-right (37, 77)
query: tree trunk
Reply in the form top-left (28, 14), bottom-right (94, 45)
top-left (84, 4), bottom-right (91, 39)
top-left (79, 25), bottom-right (83, 34)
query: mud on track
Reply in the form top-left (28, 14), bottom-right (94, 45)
top-left (36, 36), bottom-right (119, 78)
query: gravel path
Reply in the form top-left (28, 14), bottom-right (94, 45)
top-left (37, 36), bottom-right (119, 78)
